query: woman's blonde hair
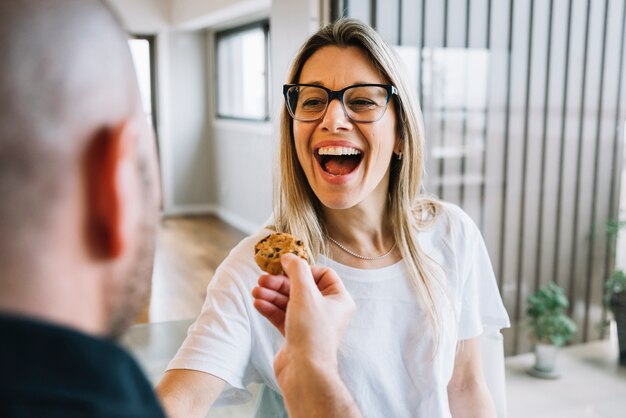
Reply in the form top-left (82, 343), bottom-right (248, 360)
top-left (273, 18), bottom-right (445, 348)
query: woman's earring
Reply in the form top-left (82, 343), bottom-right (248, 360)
top-left (396, 151), bottom-right (403, 161)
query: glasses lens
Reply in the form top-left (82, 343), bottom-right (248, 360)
top-left (343, 86), bottom-right (390, 122)
top-left (286, 86), bottom-right (328, 121)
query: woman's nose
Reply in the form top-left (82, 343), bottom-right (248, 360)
top-left (319, 99), bottom-right (352, 131)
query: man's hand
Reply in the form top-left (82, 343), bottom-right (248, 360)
top-left (252, 253), bottom-right (355, 373)
top-left (252, 254), bottom-right (361, 418)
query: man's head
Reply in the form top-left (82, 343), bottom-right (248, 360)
top-left (0, 0), bottom-right (160, 338)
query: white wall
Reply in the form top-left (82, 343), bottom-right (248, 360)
top-left (270, 0), bottom-right (321, 110)
top-left (167, 31), bottom-right (212, 209)
top-left (208, 120), bottom-right (273, 232)
top-left (106, 0), bottom-right (170, 33)
top-left (172, 0), bottom-right (271, 29)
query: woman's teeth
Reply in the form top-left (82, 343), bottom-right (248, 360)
top-left (317, 146), bottom-right (362, 156)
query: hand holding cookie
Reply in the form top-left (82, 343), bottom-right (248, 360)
top-left (252, 236), bottom-right (358, 418)
top-left (252, 254), bottom-right (356, 391)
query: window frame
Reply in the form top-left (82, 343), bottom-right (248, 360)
top-left (129, 34), bottom-right (159, 139)
top-left (214, 20), bottom-right (270, 122)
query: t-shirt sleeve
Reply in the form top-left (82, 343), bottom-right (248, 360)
top-left (166, 265), bottom-right (256, 405)
top-left (457, 216), bottom-right (511, 341)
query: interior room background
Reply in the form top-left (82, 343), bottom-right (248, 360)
top-left (111, 0), bottom-right (626, 356)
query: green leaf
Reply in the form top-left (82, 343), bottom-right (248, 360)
top-left (526, 282), bottom-right (576, 346)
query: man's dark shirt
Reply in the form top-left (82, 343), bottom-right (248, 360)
top-left (0, 314), bottom-right (166, 417)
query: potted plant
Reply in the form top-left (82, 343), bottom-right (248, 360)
top-left (601, 270), bottom-right (626, 366)
top-left (598, 219), bottom-right (626, 366)
top-left (526, 282), bottom-right (577, 379)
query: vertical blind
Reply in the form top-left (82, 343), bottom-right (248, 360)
top-left (334, 0), bottom-right (626, 355)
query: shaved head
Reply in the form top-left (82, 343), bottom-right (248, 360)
top-left (0, 0), bottom-right (159, 337)
top-left (0, 0), bottom-right (142, 260)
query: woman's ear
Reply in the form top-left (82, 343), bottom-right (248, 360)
top-left (394, 135), bottom-right (404, 158)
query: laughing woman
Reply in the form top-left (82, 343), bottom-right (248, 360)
top-left (157, 18), bottom-right (510, 418)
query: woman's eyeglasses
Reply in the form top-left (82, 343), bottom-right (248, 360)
top-left (283, 83), bottom-right (398, 123)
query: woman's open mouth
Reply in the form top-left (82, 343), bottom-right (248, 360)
top-left (315, 146), bottom-right (363, 176)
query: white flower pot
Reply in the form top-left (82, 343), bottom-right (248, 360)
top-left (527, 343), bottom-right (561, 379)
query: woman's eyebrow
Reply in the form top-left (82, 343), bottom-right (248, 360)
top-left (299, 81), bottom-right (325, 86)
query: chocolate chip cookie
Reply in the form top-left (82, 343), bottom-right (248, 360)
top-left (254, 232), bottom-right (309, 275)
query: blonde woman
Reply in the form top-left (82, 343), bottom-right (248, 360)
top-left (157, 18), bottom-right (510, 418)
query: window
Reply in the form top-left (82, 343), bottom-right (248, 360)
top-left (215, 21), bottom-right (269, 121)
top-left (128, 35), bottom-right (158, 137)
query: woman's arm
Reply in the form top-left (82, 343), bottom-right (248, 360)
top-left (156, 369), bottom-right (225, 418)
top-left (447, 337), bottom-right (497, 418)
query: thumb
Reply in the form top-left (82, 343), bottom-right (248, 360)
top-left (280, 253), bottom-right (317, 298)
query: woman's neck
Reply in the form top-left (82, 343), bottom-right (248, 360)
top-left (321, 203), bottom-right (400, 269)
top-left (323, 204), bottom-right (387, 241)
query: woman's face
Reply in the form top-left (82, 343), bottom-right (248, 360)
top-left (293, 45), bottom-right (399, 211)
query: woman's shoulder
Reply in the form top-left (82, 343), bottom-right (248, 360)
top-left (415, 199), bottom-right (480, 241)
top-left (229, 228), bottom-right (275, 255)
top-left (212, 227), bottom-right (275, 286)
top-left (437, 201), bottom-right (475, 225)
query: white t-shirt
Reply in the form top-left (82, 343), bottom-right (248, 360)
top-left (167, 203), bottom-right (510, 417)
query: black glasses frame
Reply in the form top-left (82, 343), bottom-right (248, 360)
top-left (283, 83), bottom-right (399, 123)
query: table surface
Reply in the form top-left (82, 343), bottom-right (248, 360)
top-left (121, 319), bottom-right (262, 418)
top-left (123, 319), bottom-right (626, 418)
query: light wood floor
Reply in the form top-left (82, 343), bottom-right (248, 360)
top-left (148, 215), bottom-right (246, 323)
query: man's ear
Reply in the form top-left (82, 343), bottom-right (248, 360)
top-left (85, 121), bottom-right (137, 259)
